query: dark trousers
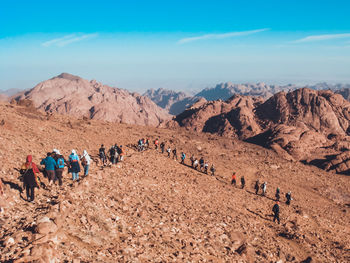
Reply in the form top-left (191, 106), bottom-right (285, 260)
top-left (231, 179), bottom-right (236, 185)
top-left (25, 184), bottom-right (35, 201)
top-left (273, 213), bottom-right (280, 224)
top-left (46, 170), bottom-right (55, 182)
top-left (55, 169), bottom-right (63, 186)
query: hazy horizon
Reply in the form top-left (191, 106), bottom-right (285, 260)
top-left (1, 0), bottom-right (350, 93)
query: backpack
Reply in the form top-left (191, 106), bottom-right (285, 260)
top-left (57, 158), bottom-right (65, 169)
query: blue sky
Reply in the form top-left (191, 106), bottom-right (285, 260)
top-left (1, 0), bottom-right (350, 93)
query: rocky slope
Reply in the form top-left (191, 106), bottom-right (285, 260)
top-left (144, 88), bottom-right (201, 115)
top-left (168, 88), bottom-right (350, 174)
top-left (0, 101), bottom-right (349, 262)
top-left (14, 73), bottom-right (171, 126)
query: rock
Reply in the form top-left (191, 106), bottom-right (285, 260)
top-left (4, 236), bottom-right (15, 247)
top-left (36, 221), bottom-right (57, 235)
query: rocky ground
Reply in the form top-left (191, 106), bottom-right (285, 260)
top-left (0, 102), bottom-right (350, 262)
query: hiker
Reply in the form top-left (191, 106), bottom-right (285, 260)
top-left (231, 172), bottom-right (237, 186)
top-left (154, 139), bottom-right (159, 150)
top-left (172, 148), bottom-right (177, 160)
top-left (109, 145), bottom-right (116, 164)
top-left (81, 150), bottom-right (91, 177)
top-left (52, 149), bottom-right (61, 185)
top-left (145, 139), bottom-right (149, 149)
top-left (286, 191), bottom-right (292, 205)
top-left (20, 155), bottom-right (40, 202)
top-left (275, 187), bottom-right (280, 201)
top-left (114, 144), bottom-right (119, 163)
top-left (272, 201), bottom-right (280, 224)
top-left (261, 182), bottom-right (267, 196)
top-left (40, 152), bottom-right (57, 186)
top-left (210, 164), bottom-right (215, 176)
top-left (193, 158), bottom-right (199, 170)
top-left (160, 142), bottom-right (165, 153)
top-left (68, 150), bottom-right (80, 182)
top-left (199, 157), bottom-right (204, 171)
top-left (241, 176), bottom-right (245, 189)
top-left (167, 147), bottom-right (171, 158)
top-left (181, 152), bottom-right (186, 164)
top-left (99, 144), bottom-right (107, 166)
top-left (190, 155), bottom-right (195, 167)
top-left (204, 162), bottom-right (209, 174)
top-left (55, 154), bottom-right (65, 186)
top-left (254, 180), bottom-right (260, 194)
top-left (119, 146), bottom-right (125, 161)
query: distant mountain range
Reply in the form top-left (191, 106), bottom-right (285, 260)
top-left (145, 83), bottom-right (350, 115)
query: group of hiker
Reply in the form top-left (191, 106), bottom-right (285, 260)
top-left (98, 144), bottom-right (125, 166)
top-left (151, 139), bottom-right (217, 176)
top-left (150, 138), bottom-right (293, 225)
top-left (14, 136), bottom-right (293, 225)
top-left (19, 149), bottom-right (91, 202)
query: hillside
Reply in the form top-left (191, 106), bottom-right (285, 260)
top-left (168, 88), bottom-right (350, 174)
top-left (0, 101), bottom-right (349, 262)
top-left (14, 73), bottom-right (171, 126)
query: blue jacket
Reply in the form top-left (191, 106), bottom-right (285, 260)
top-left (40, 156), bottom-right (57, 171)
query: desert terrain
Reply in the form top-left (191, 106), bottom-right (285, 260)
top-left (0, 101), bottom-right (349, 262)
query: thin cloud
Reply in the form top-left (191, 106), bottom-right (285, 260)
top-left (178, 28), bottom-right (269, 44)
top-left (42, 33), bottom-right (98, 47)
top-left (294, 33), bottom-right (350, 43)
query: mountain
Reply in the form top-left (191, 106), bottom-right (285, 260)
top-left (145, 83), bottom-right (350, 116)
top-left (194, 82), bottom-right (296, 101)
top-left (0, 101), bottom-right (349, 262)
top-left (335, 87), bottom-right (350, 101)
top-left (167, 88), bottom-right (350, 174)
top-left (14, 73), bottom-right (171, 126)
top-left (144, 88), bottom-right (202, 115)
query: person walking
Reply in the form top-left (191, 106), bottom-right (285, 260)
top-left (55, 154), bottom-right (65, 186)
top-left (261, 182), bottom-right (267, 196)
top-left (286, 191), bottom-right (292, 205)
top-left (172, 148), bottom-right (177, 160)
top-left (80, 150), bottom-right (91, 177)
top-left (190, 155), bottom-right (195, 167)
top-left (199, 157), bottom-right (204, 172)
top-left (154, 139), bottom-right (159, 150)
top-left (40, 152), bottom-right (57, 186)
top-left (109, 145), bottom-right (116, 164)
top-left (254, 180), bottom-right (260, 194)
top-left (69, 150), bottom-right (81, 182)
top-left (210, 164), bottom-right (215, 176)
top-left (204, 162), bottom-right (209, 174)
top-left (181, 152), bottom-right (186, 164)
top-left (160, 142), bottom-right (165, 153)
top-left (193, 158), bottom-right (199, 170)
top-left (20, 155), bottom-right (40, 202)
top-left (99, 144), bottom-right (107, 166)
top-left (272, 201), bottom-right (280, 224)
top-left (231, 172), bottom-right (237, 186)
top-left (241, 176), bottom-right (245, 189)
top-left (275, 187), bottom-right (280, 201)
top-left (119, 146), bottom-right (125, 161)
top-left (167, 147), bottom-right (171, 158)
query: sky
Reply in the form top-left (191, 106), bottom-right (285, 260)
top-left (0, 0), bottom-right (350, 93)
